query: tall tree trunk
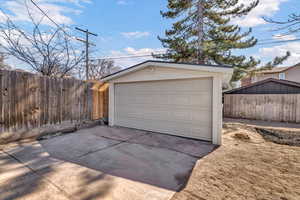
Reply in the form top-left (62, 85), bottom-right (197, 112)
top-left (197, 0), bottom-right (204, 64)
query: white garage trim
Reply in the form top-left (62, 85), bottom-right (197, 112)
top-left (104, 61), bottom-right (233, 145)
top-left (212, 74), bottom-right (223, 145)
top-left (102, 60), bottom-right (233, 83)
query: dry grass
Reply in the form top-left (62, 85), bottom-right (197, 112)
top-left (172, 122), bottom-right (300, 200)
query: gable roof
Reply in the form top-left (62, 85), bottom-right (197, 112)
top-left (225, 78), bottom-right (300, 94)
top-left (101, 60), bottom-right (233, 82)
top-left (257, 63), bottom-right (300, 74)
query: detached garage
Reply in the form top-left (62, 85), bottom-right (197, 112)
top-left (101, 61), bottom-right (233, 145)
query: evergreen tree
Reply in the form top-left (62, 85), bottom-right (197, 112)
top-left (157, 0), bottom-right (290, 83)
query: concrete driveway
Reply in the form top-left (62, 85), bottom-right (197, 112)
top-left (0, 126), bottom-right (216, 200)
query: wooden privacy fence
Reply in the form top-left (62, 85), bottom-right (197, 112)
top-left (0, 69), bottom-right (108, 135)
top-left (224, 94), bottom-right (300, 123)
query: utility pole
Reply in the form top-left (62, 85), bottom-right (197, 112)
top-left (197, 0), bottom-right (204, 64)
top-left (75, 27), bottom-right (98, 80)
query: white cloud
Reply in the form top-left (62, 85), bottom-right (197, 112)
top-left (0, 11), bottom-right (7, 23)
top-left (111, 47), bottom-right (166, 56)
top-left (109, 47), bottom-right (166, 68)
top-left (272, 34), bottom-right (297, 41)
top-left (233, 0), bottom-right (288, 27)
top-left (0, 29), bottom-right (29, 47)
top-left (47, 0), bottom-right (92, 6)
top-left (117, 0), bottom-right (129, 5)
top-left (258, 42), bottom-right (300, 66)
top-left (1, 0), bottom-right (90, 26)
top-left (121, 31), bottom-right (150, 39)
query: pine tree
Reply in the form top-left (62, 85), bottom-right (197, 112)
top-left (157, 0), bottom-right (290, 83)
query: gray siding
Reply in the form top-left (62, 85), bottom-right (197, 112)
top-left (227, 81), bottom-right (300, 94)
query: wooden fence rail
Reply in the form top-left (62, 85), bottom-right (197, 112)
top-left (224, 94), bottom-right (300, 123)
top-left (0, 69), bottom-right (108, 136)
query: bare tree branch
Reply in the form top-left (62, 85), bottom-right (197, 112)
top-left (0, 3), bottom-right (84, 77)
top-left (76, 59), bottom-right (121, 81)
top-left (264, 13), bottom-right (300, 34)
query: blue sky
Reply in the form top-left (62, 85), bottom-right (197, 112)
top-left (1, 0), bottom-right (300, 69)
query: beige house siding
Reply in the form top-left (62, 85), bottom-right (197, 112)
top-left (250, 66), bottom-right (300, 84)
top-left (253, 73), bottom-right (279, 82)
top-left (286, 66), bottom-right (300, 82)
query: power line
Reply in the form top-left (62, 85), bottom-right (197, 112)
top-left (95, 37), bottom-right (300, 60)
top-left (257, 38), bottom-right (300, 45)
top-left (258, 34), bottom-right (299, 42)
top-left (29, 0), bottom-right (73, 38)
top-left (94, 54), bottom-right (162, 60)
top-left (26, 0), bottom-right (300, 61)
top-left (95, 50), bottom-right (166, 60)
top-left (30, 0), bottom-right (99, 80)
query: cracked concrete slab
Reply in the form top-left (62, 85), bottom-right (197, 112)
top-left (76, 142), bottom-right (198, 191)
top-left (36, 162), bottom-right (174, 200)
top-left (129, 132), bottom-right (217, 157)
top-left (0, 126), bottom-right (216, 200)
top-left (39, 133), bottom-right (119, 161)
top-left (80, 126), bottom-right (149, 141)
top-left (3, 142), bottom-right (62, 171)
top-left (0, 151), bottom-right (32, 183)
top-left (0, 151), bottom-right (68, 200)
top-left (0, 170), bottom-right (69, 200)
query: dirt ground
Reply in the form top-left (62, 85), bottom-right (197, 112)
top-left (171, 120), bottom-right (300, 200)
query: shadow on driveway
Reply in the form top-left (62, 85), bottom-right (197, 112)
top-left (1, 141), bottom-right (113, 200)
top-left (1, 126), bottom-right (217, 200)
top-left (39, 126), bottom-right (217, 191)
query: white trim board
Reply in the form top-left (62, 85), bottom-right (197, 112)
top-left (101, 61), bottom-right (233, 83)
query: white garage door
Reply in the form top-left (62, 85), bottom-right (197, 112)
top-left (114, 78), bottom-right (213, 141)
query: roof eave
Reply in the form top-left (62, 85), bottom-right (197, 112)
top-left (101, 61), bottom-right (233, 82)
top-left (224, 78), bottom-right (300, 94)
top-left (257, 66), bottom-right (295, 75)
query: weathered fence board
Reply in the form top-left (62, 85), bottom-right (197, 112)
top-left (224, 94), bottom-right (300, 123)
top-left (0, 69), bottom-right (108, 138)
top-left (91, 82), bottom-right (109, 120)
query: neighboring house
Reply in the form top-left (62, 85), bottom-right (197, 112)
top-left (224, 78), bottom-right (300, 123)
top-left (241, 63), bottom-right (300, 86)
top-left (101, 60), bottom-right (233, 145)
top-left (226, 78), bottom-right (300, 95)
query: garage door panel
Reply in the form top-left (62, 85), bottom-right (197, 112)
top-left (116, 118), bottom-right (212, 140)
top-left (115, 78), bottom-right (212, 141)
top-left (116, 87), bottom-right (212, 95)
top-left (116, 93), bottom-right (211, 107)
top-left (116, 107), bottom-right (211, 123)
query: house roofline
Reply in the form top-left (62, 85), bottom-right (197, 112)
top-left (257, 63), bottom-right (300, 74)
top-left (259, 68), bottom-right (291, 74)
top-left (224, 78), bottom-right (300, 94)
top-left (101, 60), bottom-right (233, 82)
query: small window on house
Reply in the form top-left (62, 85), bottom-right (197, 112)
top-left (279, 73), bottom-right (286, 80)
